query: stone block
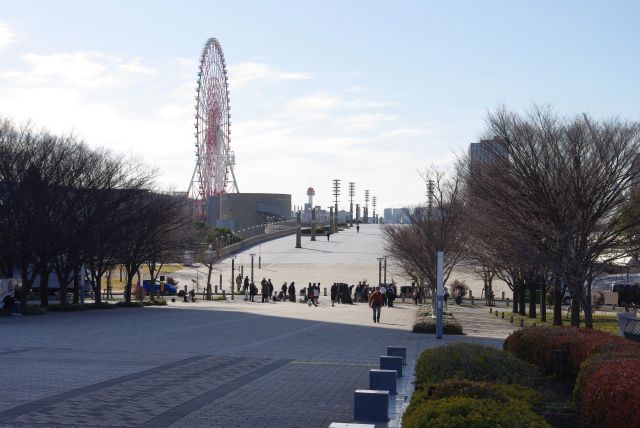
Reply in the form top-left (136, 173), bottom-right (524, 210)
top-left (353, 389), bottom-right (389, 422)
top-left (369, 369), bottom-right (397, 395)
top-left (380, 355), bottom-right (402, 377)
top-left (386, 346), bottom-right (406, 365)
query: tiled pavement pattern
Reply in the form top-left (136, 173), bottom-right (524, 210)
top-left (0, 225), bottom-right (511, 427)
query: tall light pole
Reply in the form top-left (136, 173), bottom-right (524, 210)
top-left (231, 256), bottom-right (236, 300)
top-left (332, 179), bottom-right (341, 233)
top-left (364, 190), bottom-right (370, 224)
top-left (377, 257), bottom-right (384, 287)
top-left (383, 256), bottom-right (387, 284)
top-left (348, 182), bottom-right (355, 227)
top-left (249, 253), bottom-right (256, 286)
top-left (372, 196), bottom-right (377, 224)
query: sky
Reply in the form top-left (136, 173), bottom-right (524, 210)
top-left (1, 1), bottom-right (639, 210)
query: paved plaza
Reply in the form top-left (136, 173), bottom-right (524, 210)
top-left (0, 225), bottom-right (510, 427)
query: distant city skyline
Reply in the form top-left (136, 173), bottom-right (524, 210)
top-left (0, 1), bottom-right (638, 209)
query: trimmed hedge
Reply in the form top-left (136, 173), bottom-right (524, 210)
top-left (403, 396), bottom-right (550, 428)
top-left (415, 343), bottom-right (540, 387)
top-left (578, 359), bottom-right (640, 427)
top-left (504, 326), bottom-right (639, 378)
top-left (409, 379), bottom-right (542, 410)
top-left (413, 306), bottom-right (463, 334)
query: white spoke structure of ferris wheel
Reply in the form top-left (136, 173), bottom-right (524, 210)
top-left (187, 37), bottom-right (238, 206)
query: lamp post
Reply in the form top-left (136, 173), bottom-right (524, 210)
top-left (231, 256), bottom-right (236, 300)
top-left (249, 253), bottom-right (256, 286)
top-left (377, 257), bottom-right (384, 287)
top-left (383, 257), bottom-right (387, 285)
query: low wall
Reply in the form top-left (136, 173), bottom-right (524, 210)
top-left (217, 227), bottom-right (297, 259)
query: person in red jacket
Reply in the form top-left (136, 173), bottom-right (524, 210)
top-left (369, 287), bottom-right (383, 323)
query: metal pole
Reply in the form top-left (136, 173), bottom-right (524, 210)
top-left (436, 250), bottom-right (444, 339)
top-left (250, 254), bottom-right (255, 285)
top-left (231, 257), bottom-right (235, 300)
top-left (384, 257), bottom-right (387, 284)
top-left (378, 258), bottom-right (382, 287)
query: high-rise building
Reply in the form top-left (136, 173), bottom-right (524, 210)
top-left (468, 137), bottom-right (507, 166)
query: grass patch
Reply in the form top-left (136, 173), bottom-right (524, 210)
top-left (487, 308), bottom-right (619, 334)
top-left (212, 294), bottom-right (227, 301)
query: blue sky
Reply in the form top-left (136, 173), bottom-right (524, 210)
top-left (1, 1), bottom-right (639, 209)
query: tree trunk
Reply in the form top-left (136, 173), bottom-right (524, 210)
top-left (540, 284), bottom-right (547, 323)
top-left (512, 287), bottom-right (518, 314)
top-left (518, 283), bottom-right (526, 316)
top-left (39, 268), bottom-right (50, 308)
top-left (553, 277), bottom-right (563, 325)
top-left (125, 273), bottom-right (133, 304)
top-left (72, 270), bottom-right (80, 304)
top-left (583, 289), bottom-right (593, 329)
top-left (20, 268), bottom-right (31, 312)
top-left (94, 274), bottom-right (102, 305)
top-left (528, 282), bottom-right (537, 319)
top-left (206, 264), bottom-right (213, 300)
top-left (570, 294), bottom-right (581, 327)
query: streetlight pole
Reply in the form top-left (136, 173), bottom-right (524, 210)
top-left (249, 253), bottom-right (255, 286)
top-left (383, 257), bottom-right (387, 284)
top-left (377, 257), bottom-right (383, 287)
top-left (231, 256), bottom-right (235, 300)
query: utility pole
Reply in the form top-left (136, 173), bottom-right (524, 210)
top-left (332, 179), bottom-right (340, 233)
top-left (427, 179), bottom-right (434, 217)
top-left (364, 190), bottom-right (370, 224)
top-left (348, 182), bottom-right (355, 227)
top-left (372, 196), bottom-right (377, 224)
top-left (377, 257), bottom-right (383, 286)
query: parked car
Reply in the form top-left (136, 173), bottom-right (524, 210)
top-left (142, 280), bottom-right (177, 295)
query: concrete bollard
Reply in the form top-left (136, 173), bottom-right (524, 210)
top-left (324, 287), bottom-right (327, 296)
top-left (501, 291), bottom-right (505, 301)
top-left (490, 307), bottom-right (492, 313)
top-left (471, 296), bottom-right (474, 305)
top-left (501, 312), bottom-right (505, 319)
top-left (386, 346), bottom-right (407, 365)
top-left (369, 369), bottom-right (397, 395)
top-left (495, 310), bottom-right (498, 317)
top-left (354, 390), bottom-right (389, 423)
top-left (506, 298), bottom-right (510, 306)
top-left (380, 356), bottom-right (403, 377)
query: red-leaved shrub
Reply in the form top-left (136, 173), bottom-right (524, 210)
top-left (504, 326), bottom-right (639, 377)
top-left (579, 359), bottom-right (640, 427)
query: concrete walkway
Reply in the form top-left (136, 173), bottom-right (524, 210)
top-left (0, 225), bottom-right (511, 428)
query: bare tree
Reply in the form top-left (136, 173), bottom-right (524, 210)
top-left (467, 106), bottom-right (640, 328)
top-left (384, 167), bottom-right (468, 304)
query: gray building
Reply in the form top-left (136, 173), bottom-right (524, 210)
top-left (468, 137), bottom-right (507, 166)
top-left (207, 193), bottom-right (292, 232)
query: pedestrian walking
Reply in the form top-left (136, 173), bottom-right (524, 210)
top-left (288, 282), bottom-right (296, 302)
top-left (330, 283), bottom-right (338, 306)
top-left (313, 284), bottom-right (320, 306)
top-left (268, 279), bottom-right (274, 302)
top-left (243, 276), bottom-right (250, 300)
top-left (369, 287), bottom-right (383, 323)
top-left (281, 282), bottom-right (288, 300)
top-left (380, 284), bottom-right (387, 306)
top-left (250, 282), bottom-right (257, 302)
top-left (326, 230), bottom-right (331, 241)
top-left (356, 224), bottom-right (360, 233)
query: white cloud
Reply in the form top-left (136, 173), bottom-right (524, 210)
top-left (0, 22), bottom-right (16, 49)
top-left (228, 62), bottom-right (310, 88)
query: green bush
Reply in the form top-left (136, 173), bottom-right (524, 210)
top-left (48, 303), bottom-right (86, 311)
top-left (403, 396), bottom-right (550, 428)
top-left (89, 302), bottom-right (117, 309)
top-left (410, 379), bottom-right (542, 410)
top-left (20, 305), bottom-right (44, 315)
top-left (413, 306), bottom-right (463, 334)
top-left (151, 298), bottom-right (167, 306)
top-left (212, 294), bottom-right (227, 301)
top-left (415, 343), bottom-right (540, 388)
top-left (116, 301), bottom-right (145, 308)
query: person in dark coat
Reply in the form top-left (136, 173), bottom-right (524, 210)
top-left (250, 282), bottom-right (257, 301)
top-left (330, 283), bottom-right (338, 307)
top-left (288, 282), bottom-right (296, 302)
top-left (281, 282), bottom-right (288, 300)
top-left (261, 278), bottom-right (269, 303)
top-left (267, 279), bottom-right (274, 302)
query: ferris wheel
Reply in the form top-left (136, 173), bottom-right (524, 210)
top-left (188, 37), bottom-right (238, 208)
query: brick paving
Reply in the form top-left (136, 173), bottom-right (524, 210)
top-left (0, 225), bottom-right (510, 427)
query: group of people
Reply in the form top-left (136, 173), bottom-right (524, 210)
top-left (238, 273), bottom-right (299, 303)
